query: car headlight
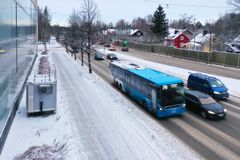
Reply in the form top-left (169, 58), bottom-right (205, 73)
top-left (213, 91), bottom-right (220, 94)
top-left (224, 109), bottom-right (227, 112)
top-left (183, 104), bottom-right (186, 108)
top-left (208, 111), bottom-right (215, 114)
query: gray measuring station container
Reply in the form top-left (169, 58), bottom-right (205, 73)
top-left (26, 56), bottom-right (57, 114)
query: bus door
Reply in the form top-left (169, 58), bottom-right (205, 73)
top-left (151, 89), bottom-right (157, 112)
top-left (125, 73), bottom-right (131, 94)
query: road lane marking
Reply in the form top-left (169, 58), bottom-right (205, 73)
top-left (185, 113), bottom-right (240, 149)
top-left (221, 101), bottom-right (240, 111)
top-left (171, 118), bottom-right (240, 160)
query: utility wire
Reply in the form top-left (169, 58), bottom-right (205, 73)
top-left (144, 0), bottom-right (229, 9)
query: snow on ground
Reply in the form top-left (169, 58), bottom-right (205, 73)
top-left (0, 45), bottom-right (80, 160)
top-left (97, 48), bottom-right (240, 98)
top-left (1, 40), bottom-right (203, 159)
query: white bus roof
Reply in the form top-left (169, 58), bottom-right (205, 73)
top-left (110, 61), bottom-right (145, 70)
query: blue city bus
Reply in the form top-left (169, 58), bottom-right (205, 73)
top-left (109, 61), bottom-right (186, 118)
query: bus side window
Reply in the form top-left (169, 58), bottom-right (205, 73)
top-left (136, 77), bottom-right (141, 91)
top-left (142, 81), bottom-right (151, 97)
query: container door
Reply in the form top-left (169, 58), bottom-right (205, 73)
top-left (151, 89), bottom-right (157, 111)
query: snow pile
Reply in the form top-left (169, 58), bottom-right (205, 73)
top-left (14, 139), bottom-right (68, 160)
top-left (0, 46), bottom-right (81, 160)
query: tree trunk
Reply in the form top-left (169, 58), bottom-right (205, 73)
top-left (44, 41), bottom-right (47, 52)
top-left (87, 50), bottom-right (92, 73)
top-left (81, 41), bottom-right (83, 66)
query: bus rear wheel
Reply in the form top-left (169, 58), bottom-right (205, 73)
top-left (115, 81), bottom-right (119, 88)
top-left (120, 84), bottom-right (123, 92)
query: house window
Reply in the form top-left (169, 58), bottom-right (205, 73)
top-left (180, 36), bottom-right (184, 41)
top-left (180, 43), bottom-right (184, 47)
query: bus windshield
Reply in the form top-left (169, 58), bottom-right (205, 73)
top-left (159, 83), bottom-right (185, 107)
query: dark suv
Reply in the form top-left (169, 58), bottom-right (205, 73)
top-left (185, 90), bottom-right (227, 119)
top-left (187, 73), bottom-right (229, 99)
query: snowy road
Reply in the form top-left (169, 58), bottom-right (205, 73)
top-left (50, 47), bottom-right (203, 160)
top-left (85, 47), bottom-right (240, 160)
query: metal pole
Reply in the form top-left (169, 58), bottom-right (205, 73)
top-left (81, 41), bottom-right (83, 66)
top-left (36, 0), bottom-right (38, 55)
top-left (15, 2), bottom-right (18, 73)
top-left (87, 49), bottom-right (92, 73)
top-left (209, 33), bottom-right (212, 53)
top-left (238, 54), bottom-right (240, 68)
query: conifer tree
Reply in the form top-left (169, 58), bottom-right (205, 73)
top-left (151, 5), bottom-right (168, 41)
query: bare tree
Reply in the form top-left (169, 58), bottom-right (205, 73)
top-left (38, 6), bottom-right (51, 52)
top-left (67, 10), bottom-right (80, 60)
top-left (169, 14), bottom-right (196, 31)
top-left (81, 0), bottom-right (99, 73)
top-left (229, 0), bottom-right (240, 10)
top-left (212, 12), bottom-right (240, 50)
top-left (115, 19), bottom-right (130, 36)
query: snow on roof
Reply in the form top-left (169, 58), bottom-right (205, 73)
top-left (103, 29), bottom-right (116, 35)
top-left (233, 35), bottom-right (240, 43)
top-left (166, 28), bottom-right (185, 40)
top-left (190, 33), bottom-right (211, 44)
top-left (128, 29), bottom-right (142, 36)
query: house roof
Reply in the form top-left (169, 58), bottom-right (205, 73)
top-left (165, 28), bottom-right (189, 40)
top-left (128, 29), bottom-right (143, 36)
top-left (190, 33), bottom-right (213, 45)
top-left (233, 35), bottom-right (240, 43)
top-left (103, 29), bottom-right (116, 35)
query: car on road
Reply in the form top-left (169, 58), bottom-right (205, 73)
top-left (187, 73), bottom-right (229, 100)
top-left (185, 90), bottom-right (227, 119)
top-left (107, 53), bottom-right (118, 60)
top-left (108, 46), bottom-right (116, 51)
top-left (94, 52), bottom-right (105, 60)
top-left (121, 47), bottom-right (129, 52)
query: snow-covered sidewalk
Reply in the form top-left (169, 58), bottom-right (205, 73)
top-left (1, 41), bottom-right (203, 160)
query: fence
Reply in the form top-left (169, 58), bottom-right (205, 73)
top-left (115, 41), bottom-right (240, 68)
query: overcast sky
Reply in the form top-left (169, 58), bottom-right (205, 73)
top-left (38, 0), bottom-right (234, 26)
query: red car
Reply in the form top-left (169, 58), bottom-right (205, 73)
top-left (121, 47), bottom-right (129, 52)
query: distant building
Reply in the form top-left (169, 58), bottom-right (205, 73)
top-left (128, 29), bottom-right (143, 37)
top-left (233, 35), bottom-right (240, 44)
top-left (184, 30), bottom-right (215, 52)
top-left (165, 28), bottom-right (190, 48)
top-left (103, 29), bottom-right (117, 36)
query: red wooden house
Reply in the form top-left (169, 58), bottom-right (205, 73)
top-left (165, 29), bottom-right (190, 48)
